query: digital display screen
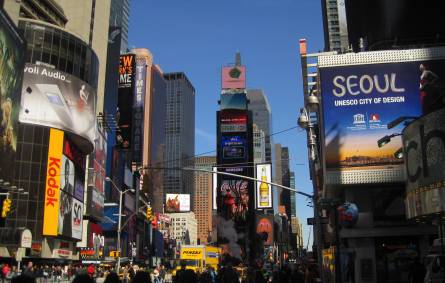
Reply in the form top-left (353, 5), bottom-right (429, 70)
top-left (221, 135), bottom-right (246, 159)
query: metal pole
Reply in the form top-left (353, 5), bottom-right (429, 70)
top-left (117, 189), bottom-right (123, 273)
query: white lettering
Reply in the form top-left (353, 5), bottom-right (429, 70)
top-left (346, 75), bottom-right (360, 96)
top-left (359, 75), bottom-right (373, 94)
top-left (374, 74), bottom-right (390, 93)
top-left (332, 76), bottom-right (346, 97)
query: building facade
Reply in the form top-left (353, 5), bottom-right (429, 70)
top-left (193, 156), bottom-right (216, 245)
top-left (246, 89), bottom-right (272, 163)
top-left (320, 0), bottom-right (349, 52)
top-left (166, 212), bottom-right (198, 246)
top-left (253, 124), bottom-right (266, 164)
top-left (163, 72), bottom-right (195, 200)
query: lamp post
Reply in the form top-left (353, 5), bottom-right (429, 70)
top-left (105, 177), bottom-right (135, 273)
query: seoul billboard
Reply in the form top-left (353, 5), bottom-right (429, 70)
top-left (319, 56), bottom-right (440, 184)
top-left (256, 163), bottom-right (272, 209)
top-left (221, 66), bottom-right (246, 89)
top-left (165, 194), bottom-right (191, 212)
top-left (0, 9), bottom-right (26, 185)
top-left (20, 64), bottom-right (96, 148)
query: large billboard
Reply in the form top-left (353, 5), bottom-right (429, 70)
top-left (117, 54), bottom-right (135, 149)
top-left (403, 108), bottom-right (445, 218)
top-left (165, 194), bottom-right (191, 212)
top-left (0, 9), bottom-right (26, 185)
top-left (222, 66), bottom-right (246, 89)
top-left (256, 215), bottom-right (274, 246)
top-left (320, 58), bottom-right (431, 184)
top-left (255, 163), bottom-right (272, 209)
top-left (20, 64), bottom-right (97, 147)
top-left (43, 129), bottom-right (64, 236)
top-left (220, 93), bottom-right (248, 110)
top-left (220, 110), bottom-right (247, 133)
top-left (132, 57), bottom-right (146, 163)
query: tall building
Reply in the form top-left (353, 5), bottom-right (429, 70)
top-left (289, 171), bottom-right (296, 217)
top-left (163, 72), bottom-right (195, 199)
top-left (54, 0), bottom-right (111, 114)
top-left (166, 212), bottom-right (198, 245)
top-left (253, 124), bottom-right (266, 164)
top-left (273, 145), bottom-right (291, 215)
top-left (321, 0), bottom-right (349, 52)
top-left (2, 0), bottom-right (67, 26)
top-left (193, 156), bottom-right (216, 245)
top-left (247, 89), bottom-right (272, 162)
top-left (109, 0), bottom-right (130, 53)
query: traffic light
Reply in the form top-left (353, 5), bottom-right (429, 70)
top-left (1, 198), bottom-right (12, 218)
top-left (146, 206), bottom-right (152, 221)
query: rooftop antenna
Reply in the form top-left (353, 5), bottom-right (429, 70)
top-left (235, 51), bottom-right (241, 66)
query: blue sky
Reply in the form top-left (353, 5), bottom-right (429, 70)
top-left (128, 0), bottom-right (325, 249)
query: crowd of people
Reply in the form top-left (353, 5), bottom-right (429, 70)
top-left (1, 260), bottom-right (320, 283)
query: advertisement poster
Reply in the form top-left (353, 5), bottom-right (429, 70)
top-left (256, 163), bottom-right (272, 209)
top-left (0, 9), bottom-right (26, 184)
top-left (212, 166), bottom-right (218, 210)
top-left (165, 194), bottom-right (191, 212)
top-left (220, 93), bottom-right (248, 110)
top-left (58, 190), bottom-right (72, 238)
top-left (87, 126), bottom-right (106, 219)
top-left (222, 66), bottom-right (246, 89)
top-left (320, 60), bottom-right (425, 182)
top-left (61, 155), bottom-right (75, 196)
top-left (74, 168), bottom-right (84, 201)
top-left (72, 198), bottom-right (83, 240)
top-left (43, 129), bottom-right (64, 236)
top-left (117, 54), bottom-right (135, 149)
top-left (20, 64), bottom-right (96, 146)
top-left (220, 110), bottom-right (247, 133)
top-left (132, 57), bottom-right (146, 163)
top-left (256, 215), bottom-right (274, 245)
top-left (221, 135), bottom-right (246, 160)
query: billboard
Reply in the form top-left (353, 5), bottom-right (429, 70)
top-left (20, 64), bottom-right (97, 147)
top-left (403, 108), bottom-right (445, 218)
top-left (220, 93), bottom-right (248, 110)
top-left (117, 54), bottom-right (135, 149)
top-left (221, 135), bottom-right (247, 160)
top-left (222, 66), bottom-right (246, 89)
top-left (256, 215), bottom-right (274, 245)
top-left (320, 59), bottom-right (429, 184)
top-left (220, 111), bottom-right (247, 133)
top-left (43, 129), bottom-right (64, 236)
top-left (255, 163), bottom-right (272, 209)
top-left (132, 57), bottom-right (146, 163)
top-left (72, 198), bottom-right (83, 239)
top-left (0, 9), bottom-right (26, 184)
top-left (165, 194), bottom-right (191, 212)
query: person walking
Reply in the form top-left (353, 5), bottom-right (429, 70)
top-left (104, 272), bottom-right (121, 283)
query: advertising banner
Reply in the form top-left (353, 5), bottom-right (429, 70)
top-left (20, 64), bottom-right (97, 147)
top-left (256, 215), bottom-right (274, 245)
top-left (165, 194), bottom-right (191, 212)
top-left (256, 163), bottom-right (272, 209)
top-left (117, 54), bottom-right (135, 149)
top-left (58, 189), bottom-right (72, 238)
top-left (403, 108), bottom-right (445, 218)
top-left (132, 57), bottom-right (146, 163)
top-left (180, 247), bottom-right (204, 260)
top-left (320, 60), bottom-right (425, 184)
top-left (222, 66), bottom-right (246, 89)
top-left (61, 155), bottom-right (75, 196)
top-left (212, 166), bottom-right (218, 210)
top-left (43, 129), bottom-right (64, 236)
top-left (220, 110), bottom-right (247, 133)
top-left (72, 198), bottom-right (83, 240)
top-left (0, 9), bottom-right (26, 184)
top-left (221, 134), bottom-right (247, 160)
top-left (220, 93), bottom-right (248, 110)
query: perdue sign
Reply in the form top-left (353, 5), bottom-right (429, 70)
top-left (43, 128), bottom-right (64, 236)
top-left (181, 248), bottom-right (204, 260)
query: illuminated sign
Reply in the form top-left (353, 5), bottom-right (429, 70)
top-left (256, 163), bottom-right (272, 209)
top-left (165, 194), bottom-right (191, 212)
top-left (220, 111), bottom-right (247, 133)
top-left (43, 129), bottom-right (64, 236)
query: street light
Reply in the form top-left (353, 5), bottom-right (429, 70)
top-left (377, 133), bottom-right (401, 147)
top-left (104, 177), bottom-right (135, 273)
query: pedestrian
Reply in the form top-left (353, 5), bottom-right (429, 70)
top-left (2, 264), bottom-right (10, 283)
top-left (88, 264), bottom-right (95, 279)
top-left (130, 271), bottom-right (151, 283)
top-left (104, 271), bottom-right (121, 283)
top-left (72, 274), bottom-right (95, 283)
top-left (153, 270), bottom-right (162, 283)
top-left (159, 265), bottom-right (166, 282)
top-left (216, 265), bottom-right (238, 283)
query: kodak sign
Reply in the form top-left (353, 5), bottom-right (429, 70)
top-left (43, 129), bottom-right (64, 236)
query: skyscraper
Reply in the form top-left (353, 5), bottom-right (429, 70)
top-left (273, 144), bottom-right (291, 217)
top-left (109, 0), bottom-right (130, 53)
top-left (164, 73), bottom-right (195, 199)
top-left (54, 0), bottom-right (111, 113)
top-left (247, 89), bottom-right (272, 162)
top-left (193, 156), bottom-right (216, 245)
top-left (253, 124), bottom-right (266, 164)
top-left (290, 171), bottom-right (296, 217)
top-left (321, 0), bottom-right (349, 52)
